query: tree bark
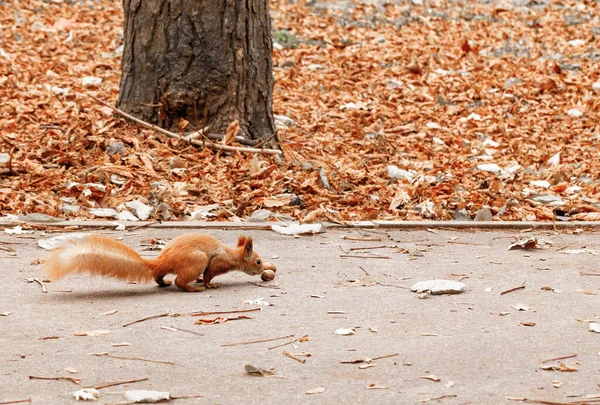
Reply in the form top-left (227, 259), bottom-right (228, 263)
top-left (117, 0), bottom-right (277, 144)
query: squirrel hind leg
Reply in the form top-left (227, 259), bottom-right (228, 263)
top-left (154, 274), bottom-right (172, 288)
top-left (175, 270), bottom-right (205, 292)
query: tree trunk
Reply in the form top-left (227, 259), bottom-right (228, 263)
top-left (117, 0), bottom-right (277, 144)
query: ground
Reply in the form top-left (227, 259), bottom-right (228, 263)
top-left (1, 226), bottom-right (599, 404)
top-left (1, 0), bottom-right (600, 222)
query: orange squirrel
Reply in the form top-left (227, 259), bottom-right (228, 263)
top-left (44, 234), bottom-right (271, 292)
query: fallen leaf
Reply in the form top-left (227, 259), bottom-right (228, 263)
top-left (74, 330), bottom-right (111, 337)
top-left (305, 387), bottom-right (326, 395)
top-left (334, 328), bottom-right (355, 336)
top-left (420, 375), bottom-right (441, 382)
top-left (245, 364), bottom-right (275, 376)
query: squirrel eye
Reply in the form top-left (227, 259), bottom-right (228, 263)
top-left (256, 259), bottom-right (261, 265)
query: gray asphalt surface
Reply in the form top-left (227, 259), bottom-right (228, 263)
top-left (0, 227), bottom-right (599, 404)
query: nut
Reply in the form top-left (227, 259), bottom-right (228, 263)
top-left (261, 270), bottom-right (276, 281)
top-left (263, 262), bottom-right (277, 272)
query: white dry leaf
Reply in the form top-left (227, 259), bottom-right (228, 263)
top-left (243, 298), bottom-right (271, 306)
top-left (334, 328), bottom-right (355, 336)
top-left (445, 381), bottom-right (455, 388)
top-left (65, 367), bottom-right (78, 374)
top-left (74, 330), bottom-right (111, 337)
top-left (126, 200), bottom-right (153, 221)
top-left (0, 311), bottom-right (12, 316)
top-left (567, 108), bottom-right (583, 118)
top-left (477, 163), bottom-right (502, 174)
top-left (271, 223), bottom-right (323, 235)
top-left (305, 387), bottom-right (326, 395)
top-left (547, 152), bottom-right (560, 166)
top-left (340, 101), bottom-right (367, 110)
top-left (189, 204), bottom-right (220, 220)
top-left (387, 165), bottom-right (415, 181)
top-left (0, 152), bottom-right (10, 164)
top-left (530, 180), bottom-right (551, 189)
top-left (116, 211), bottom-right (139, 222)
top-left (274, 114), bottom-right (295, 127)
top-left (511, 304), bottom-right (529, 311)
top-left (88, 208), bottom-right (119, 219)
top-left (425, 122), bottom-right (441, 129)
top-left (81, 76), bottom-right (102, 86)
top-left (369, 326), bottom-right (378, 333)
top-left (4, 225), bottom-right (32, 235)
top-left (263, 195), bottom-right (291, 208)
top-left (589, 323), bottom-right (600, 334)
top-left (45, 84), bottom-right (70, 95)
top-left (484, 287), bottom-right (493, 293)
top-left (124, 390), bottom-right (170, 403)
top-left (466, 113), bottom-right (482, 121)
top-left (37, 233), bottom-right (90, 250)
top-left (73, 388), bottom-right (100, 401)
top-left (567, 39), bottom-right (586, 47)
top-left (410, 280), bottom-right (465, 295)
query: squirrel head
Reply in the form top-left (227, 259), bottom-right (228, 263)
top-left (237, 235), bottom-right (264, 275)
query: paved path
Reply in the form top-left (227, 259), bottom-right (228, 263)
top-left (1, 227), bottom-right (599, 404)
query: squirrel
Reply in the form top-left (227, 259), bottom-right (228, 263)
top-left (44, 234), bottom-right (269, 292)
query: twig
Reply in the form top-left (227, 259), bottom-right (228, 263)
top-left (580, 272), bottom-right (600, 276)
top-left (221, 334), bottom-right (294, 347)
top-left (501, 281), bottom-right (526, 296)
top-left (268, 335), bottom-right (307, 350)
top-left (282, 350), bottom-right (306, 364)
top-left (349, 245), bottom-right (390, 251)
top-left (0, 399), bottom-right (31, 405)
top-left (340, 254), bottom-right (391, 259)
top-left (171, 395), bottom-right (204, 400)
top-left (191, 308), bottom-right (260, 317)
top-left (540, 353), bottom-right (577, 364)
top-left (33, 278), bottom-right (47, 293)
top-left (88, 95), bottom-right (282, 156)
top-left (161, 326), bottom-right (204, 336)
top-left (29, 375), bottom-right (81, 384)
top-left (359, 267), bottom-right (410, 289)
top-left (421, 394), bottom-right (457, 403)
top-left (92, 353), bottom-right (175, 365)
top-left (447, 240), bottom-right (489, 246)
top-left (508, 398), bottom-right (600, 405)
top-left (86, 377), bottom-right (149, 390)
top-left (342, 236), bottom-right (382, 241)
top-left (371, 353), bottom-right (399, 361)
top-left (128, 222), bottom-right (161, 231)
top-left (206, 133), bottom-right (258, 146)
top-left (123, 312), bottom-right (169, 327)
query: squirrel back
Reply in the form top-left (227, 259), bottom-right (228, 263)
top-left (44, 234), bottom-right (155, 284)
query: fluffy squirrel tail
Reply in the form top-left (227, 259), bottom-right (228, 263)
top-left (44, 235), bottom-right (156, 284)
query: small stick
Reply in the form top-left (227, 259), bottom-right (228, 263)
top-left (191, 308), bottom-right (260, 317)
top-left (127, 222), bottom-right (161, 231)
top-left (171, 395), bottom-right (204, 400)
top-left (162, 326), bottom-right (204, 336)
top-left (0, 399), bottom-right (32, 405)
top-left (371, 353), bottom-right (399, 361)
top-left (86, 377), bottom-right (149, 390)
top-left (88, 95), bottom-right (282, 156)
top-left (33, 278), bottom-right (47, 293)
top-left (540, 353), bottom-right (577, 364)
top-left (282, 350), bottom-right (306, 364)
top-left (421, 394), bottom-right (458, 403)
top-left (359, 267), bottom-right (410, 289)
top-left (501, 281), bottom-right (526, 296)
top-left (268, 336), bottom-right (305, 350)
top-left (221, 334), bottom-right (294, 347)
top-left (447, 241), bottom-right (489, 246)
top-left (93, 353), bottom-right (175, 365)
top-left (580, 272), bottom-right (600, 276)
top-left (340, 254), bottom-right (391, 259)
top-left (123, 312), bottom-right (169, 327)
top-left (349, 245), bottom-right (390, 251)
top-left (342, 236), bottom-right (382, 241)
top-left (29, 375), bottom-right (81, 384)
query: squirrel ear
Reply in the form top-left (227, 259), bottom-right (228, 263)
top-left (237, 235), bottom-right (247, 247)
top-left (244, 237), bottom-right (253, 256)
